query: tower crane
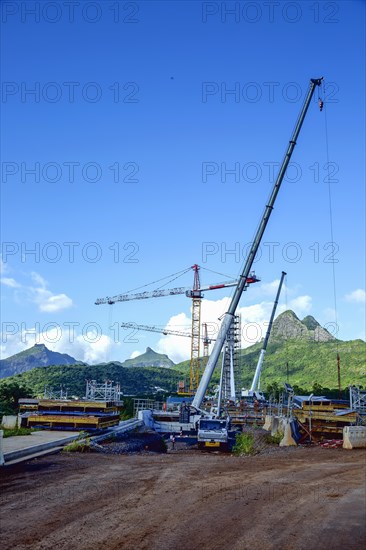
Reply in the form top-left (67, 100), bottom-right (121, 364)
top-left (96, 266), bottom-right (260, 393)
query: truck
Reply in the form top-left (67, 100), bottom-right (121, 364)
top-left (197, 416), bottom-right (231, 451)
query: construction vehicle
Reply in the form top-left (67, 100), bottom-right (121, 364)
top-left (197, 416), bottom-right (231, 451)
top-left (241, 270), bottom-right (287, 402)
top-left (194, 77), bottom-right (323, 447)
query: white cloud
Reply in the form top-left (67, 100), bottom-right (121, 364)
top-left (156, 312), bottom-right (192, 363)
top-left (38, 293), bottom-right (73, 312)
top-left (1, 277), bottom-right (21, 288)
top-left (0, 324), bottom-right (121, 364)
top-left (130, 350), bottom-right (143, 359)
top-left (345, 289), bottom-right (366, 304)
top-left (28, 271), bottom-right (73, 312)
top-left (31, 271), bottom-right (48, 287)
top-left (1, 266), bottom-right (73, 313)
top-left (288, 295), bottom-right (312, 316)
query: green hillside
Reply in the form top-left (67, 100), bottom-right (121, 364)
top-left (0, 363), bottom-right (181, 401)
top-left (237, 339), bottom-right (366, 389)
top-left (172, 339), bottom-right (366, 391)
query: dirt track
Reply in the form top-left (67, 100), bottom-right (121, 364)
top-left (1, 446), bottom-right (365, 550)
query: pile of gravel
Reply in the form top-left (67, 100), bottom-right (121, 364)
top-left (91, 431), bottom-right (167, 455)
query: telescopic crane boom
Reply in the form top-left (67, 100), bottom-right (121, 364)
top-left (192, 77), bottom-right (323, 410)
top-left (242, 271), bottom-right (287, 401)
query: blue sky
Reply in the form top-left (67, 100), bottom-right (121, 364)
top-left (1, 0), bottom-right (365, 364)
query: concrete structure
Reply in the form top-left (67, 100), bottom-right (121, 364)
top-left (279, 421), bottom-right (297, 446)
top-left (343, 426), bottom-right (366, 449)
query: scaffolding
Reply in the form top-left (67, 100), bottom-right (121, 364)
top-left (85, 380), bottom-right (121, 402)
top-left (349, 386), bottom-right (366, 424)
top-left (220, 315), bottom-right (241, 402)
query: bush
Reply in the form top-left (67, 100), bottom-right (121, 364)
top-left (232, 433), bottom-right (255, 455)
top-left (63, 432), bottom-right (91, 453)
top-left (2, 427), bottom-right (33, 438)
top-left (264, 432), bottom-right (282, 444)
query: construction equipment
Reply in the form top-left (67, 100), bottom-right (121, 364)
top-left (193, 77), bottom-right (323, 413)
top-left (194, 77), bottom-right (323, 449)
top-left (241, 270), bottom-right (287, 402)
top-left (120, 321), bottom-right (205, 341)
top-left (217, 315), bottom-right (241, 413)
top-left (97, 265), bottom-right (259, 393)
top-left (95, 272), bottom-right (244, 306)
top-left (120, 320), bottom-right (214, 395)
top-left (197, 416), bottom-right (231, 451)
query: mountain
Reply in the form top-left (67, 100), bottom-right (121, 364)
top-left (172, 311), bottom-right (364, 390)
top-left (269, 310), bottom-right (335, 343)
top-left (121, 347), bottom-right (175, 369)
top-left (0, 344), bottom-right (83, 379)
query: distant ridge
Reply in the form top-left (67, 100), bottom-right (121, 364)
top-left (0, 344), bottom-right (83, 379)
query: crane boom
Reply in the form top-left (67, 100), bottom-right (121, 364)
top-left (95, 276), bottom-right (259, 305)
top-left (120, 321), bottom-right (214, 342)
top-left (192, 77), bottom-right (323, 410)
top-left (250, 270), bottom-right (286, 392)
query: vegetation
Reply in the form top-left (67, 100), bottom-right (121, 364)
top-left (0, 380), bottom-right (33, 415)
top-left (2, 427), bottom-right (34, 438)
top-left (0, 333), bottom-right (364, 415)
top-left (237, 339), bottom-right (366, 391)
top-left (232, 433), bottom-right (255, 456)
top-left (63, 432), bottom-right (91, 453)
top-left (264, 433), bottom-right (283, 445)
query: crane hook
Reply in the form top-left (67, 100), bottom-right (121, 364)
top-left (318, 98), bottom-right (324, 112)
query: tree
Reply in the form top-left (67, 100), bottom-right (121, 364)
top-left (0, 380), bottom-right (33, 415)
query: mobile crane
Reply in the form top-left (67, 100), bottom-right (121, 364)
top-left (194, 77), bottom-right (323, 450)
top-left (241, 270), bottom-right (287, 402)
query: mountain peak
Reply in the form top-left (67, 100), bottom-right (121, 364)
top-left (0, 344), bottom-right (82, 379)
top-left (302, 315), bottom-right (321, 330)
top-left (270, 310), bottom-right (335, 343)
top-left (122, 347), bottom-right (175, 369)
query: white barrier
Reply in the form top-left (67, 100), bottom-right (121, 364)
top-left (263, 415), bottom-right (273, 431)
top-left (0, 430), bottom-right (4, 466)
top-left (343, 426), bottom-right (366, 449)
top-left (279, 421), bottom-right (297, 447)
top-left (1, 416), bottom-right (18, 430)
top-left (271, 416), bottom-right (280, 436)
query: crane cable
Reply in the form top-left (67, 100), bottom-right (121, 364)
top-left (121, 266), bottom-right (192, 295)
top-left (322, 79), bottom-right (340, 375)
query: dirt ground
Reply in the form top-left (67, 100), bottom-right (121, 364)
top-left (0, 445), bottom-right (365, 550)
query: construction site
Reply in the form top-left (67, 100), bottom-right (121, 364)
top-left (1, 76), bottom-right (365, 549)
